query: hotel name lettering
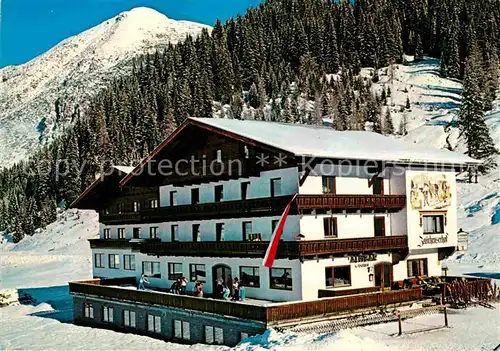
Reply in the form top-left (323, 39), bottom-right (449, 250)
top-left (349, 253), bottom-right (377, 263)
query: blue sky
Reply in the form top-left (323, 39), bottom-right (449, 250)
top-left (0, 0), bottom-right (261, 67)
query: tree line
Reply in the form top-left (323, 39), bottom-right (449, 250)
top-left (1, 0), bottom-right (499, 242)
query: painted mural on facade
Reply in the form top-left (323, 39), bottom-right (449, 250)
top-left (410, 173), bottom-right (452, 210)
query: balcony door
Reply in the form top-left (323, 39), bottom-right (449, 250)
top-left (212, 264), bottom-right (232, 298)
top-left (374, 262), bottom-right (392, 290)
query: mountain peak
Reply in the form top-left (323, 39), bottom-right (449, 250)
top-left (0, 9), bottom-right (210, 167)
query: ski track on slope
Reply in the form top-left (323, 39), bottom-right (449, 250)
top-left (1, 58), bottom-right (500, 349)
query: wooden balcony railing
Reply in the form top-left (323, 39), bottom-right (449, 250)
top-left (134, 235), bottom-right (408, 258)
top-left (100, 195), bottom-right (293, 225)
top-left (69, 278), bottom-right (422, 324)
top-left (296, 194), bottom-right (406, 211)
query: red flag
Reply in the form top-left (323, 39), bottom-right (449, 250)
top-left (263, 194), bottom-right (297, 268)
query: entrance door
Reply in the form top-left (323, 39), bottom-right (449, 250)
top-left (212, 264), bottom-right (232, 298)
top-left (374, 262), bottom-right (393, 290)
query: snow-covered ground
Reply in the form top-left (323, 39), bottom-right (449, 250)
top-left (1, 57), bottom-right (499, 349)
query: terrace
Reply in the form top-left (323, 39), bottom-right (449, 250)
top-left (69, 277), bottom-right (423, 325)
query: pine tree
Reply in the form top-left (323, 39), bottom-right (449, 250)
top-left (458, 52), bottom-right (498, 171)
top-left (383, 108), bottom-right (395, 134)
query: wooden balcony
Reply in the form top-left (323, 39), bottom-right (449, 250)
top-left (69, 278), bottom-right (422, 324)
top-left (100, 195), bottom-right (294, 225)
top-left (136, 235), bottom-right (408, 258)
top-left (296, 194), bottom-right (406, 211)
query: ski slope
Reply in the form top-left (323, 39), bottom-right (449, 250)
top-left (1, 57), bottom-right (499, 349)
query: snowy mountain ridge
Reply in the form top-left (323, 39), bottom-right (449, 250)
top-left (0, 7), bottom-right (210, 167)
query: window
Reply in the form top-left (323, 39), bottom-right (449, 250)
top-left (108, 254), bottom-right (120, 269)
top-left (372, 177), bottom-right (384, 195)
top-left (189, 264), bottom-right (206, 282)
top-left (168, 263), bottom-right (183, 280)
top-left (192, 224), bottom-right (200, 242)
top-left (191, 188), bottom-right (200, 205)
top-left (118, 228), bottom-right (125, 239)
top-left (170, 191), bottom-right (177, 206)
top-left (102, 306), bottom-right (113, 323)
top-left (171, 225), bottom-right (179, 242)
top-left (325, 266), bottom-right (351, 287)
top-left (103, 228), bottom-right (110, 239)
top-left (323, 217), bottom-right (338, 238)
top-left (240, 266), bottom-right (260, 287)
top-left (271, 219), bottom-right (279, 233)
top-left (117, 203), bottom-right (124, 214)
top-left (241, 181), bottom-right (250, 200)
top-left (240, 332), bottom-right (249, 341)
top-left (84, 303), bottom-right (94, 319)
top-left (242, 221), bottom-right (252, 241)
top-left (94, 253), bottom-right (104, 268)
top-left (248, 233), bottom-right (262, 241)
top-left (322, 176), bottom-right (336, 194)
top-left (174, 320), bottom-right (190, 340)
top-left (123, 310), bottom-right (136, 328)
top-left (407, 259), bottom-right (428, 277)
top-left (214, 185), bottom-right (223, 202)
top-left (149, 227), bottom-right (159, 239)
top-left (124, 254), bottom-right (135, 270)
top-left (205, 325), bottom-right (224, 345)
top-left (149, 199), bottom-right (158, 209)
top-left (423, 215), bottom-right (444, 234)
top-left (133, 201), bottom-right (140, 212)
top-left (374, 217), bottom-right (385, 236)
top-left (142, 261), bottom-right (161, 278)
top-left (216, 223), bottom-right (225, 241)
top-left (270, 178), bottom-right (282, 197)
top-left (270, 268), bottom-right (292, 290)
top-left (133, 227), bottom-right (141, 239)
top-left (147, 314), bottom-right (161, 333)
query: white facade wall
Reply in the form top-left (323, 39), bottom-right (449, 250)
top-left (299, 164), bottom-right (390, 195)
top-left (300, 213), bottom-right (392, 240)
top-left (158, 167), bottom-right (300, 206)
top-left (300, 254), bottom-right (393, 301)
top-left (100, 215), bottom-right (300, 242)
top-left (91, 248), bottom-right (302, 302)
top-left (388, 167), bottom-right (408, 236)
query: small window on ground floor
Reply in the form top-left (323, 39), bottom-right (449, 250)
top-left (407, 258), bottom-right (428, 277)
top-left (240, 266), bottom-right (260, 287)
top-left (189, 264), bottom-right (206, 282)
top-left (123, 310), bottom-right (136, 328)
top-left (108, 254), bottom-right (120, 269)
top-left (325, 266), bottom-right (351, 288)
top-left (142, 261), bottom-right (161, 278)
top-left (270, 268), bottom-right (292, 290)
top-left (147, 314), bottom-right (161, 333)
top-left (168, 263), bottom-right (183, 280)
top-left (205, 325), bottom-right (224, 345)
top-left (102, 306), bottom-right (113, 323)
top-left (94, 253), bottom-right (104, 268)
top-left (123, 254), bottom-right (135, 270)
top-left (84, 303), bottom-right (94, 319)
top-left (174, 320), bottom-right (190, 340)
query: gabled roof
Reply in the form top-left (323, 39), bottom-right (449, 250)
top-left (70, 165), bottom-right (134, 209)
top-left (188, 118), bottom-right (480, 165)
top-left (119, 117), bottom-right (480, 187)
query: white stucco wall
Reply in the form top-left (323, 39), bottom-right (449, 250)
top-left (100, 215), bottom-right (300, 241)
top-left (158, 167), bottom-right (299, 206)
top-left (299, 213), bottom-right (392, 240)
top-left (91, 248), bottom-right (302, 302)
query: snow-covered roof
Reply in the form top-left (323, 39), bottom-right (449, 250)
top-left (189, 117), bottom-right (480, 165)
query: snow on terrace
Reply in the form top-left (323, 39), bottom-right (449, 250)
top-left (190, 117), bottom-right (479, 166)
